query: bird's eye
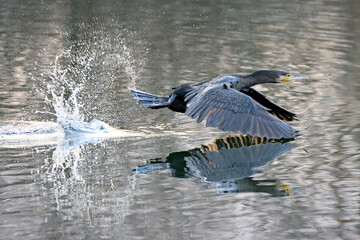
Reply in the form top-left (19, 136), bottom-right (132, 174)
top-left (286, 74), bottom-right (291, 77)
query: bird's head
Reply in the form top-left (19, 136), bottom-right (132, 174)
top-left (248, 70), bottom-right (308, 84)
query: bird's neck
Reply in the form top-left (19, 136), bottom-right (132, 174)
top-left (232, 75), bottom-right (257, 89)
top-left (235, 74), bottom-right (271, 89)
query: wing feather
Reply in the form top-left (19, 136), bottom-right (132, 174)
top-left (185, 85), bottom-right (295, 139)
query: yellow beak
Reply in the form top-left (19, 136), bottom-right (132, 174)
top-left (283, 74), bottom-right (293, 82)
top-left (283, 74), bottom-right (308, 82)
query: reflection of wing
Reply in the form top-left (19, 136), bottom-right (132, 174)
top-left (132, 135), bottom-right (293, 182)
top-left (131, 135), bottom-right (295, 194)
top-left (202, 134), bottom-right (284, 151)
top-left (185, 141), bottom-right (293, 182)
top-left (241, 88), bottom-right (296, 121)
top-left (185, 85), bottom-right (295, 139)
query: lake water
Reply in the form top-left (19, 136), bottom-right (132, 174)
top-left (1, 0), bottom-right (359, 239)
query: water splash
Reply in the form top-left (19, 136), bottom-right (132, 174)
top-left (30, 26), bottom-right (147, 132)
top-left (44, 49), bottom-right (84, 127)
top-left (1, 26), bottom-right (148, 149)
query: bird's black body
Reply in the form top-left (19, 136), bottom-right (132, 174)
top-left (167, 84), bottom-right (192, 113)
top-left (130, 70), bottom-right (305, 139)
top-left (167, 95), bottom-right (187, 113)
top-left (167, 78), bottom-right (215, 112)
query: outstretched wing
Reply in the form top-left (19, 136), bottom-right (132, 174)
top-left (185, 85), bottom-right (296, 139)
top-left (241, 88), bottom-right (296, 121)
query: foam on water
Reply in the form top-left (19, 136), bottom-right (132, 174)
top-left (0, 121), bottom-right (63, 148)
top-left (0, 120), bottom-right (146, 149)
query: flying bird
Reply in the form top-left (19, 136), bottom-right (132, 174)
top-left (130, 70), bottom-right (307, 139)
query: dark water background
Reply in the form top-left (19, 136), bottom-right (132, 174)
top-left (1, 0), bottom-right (359, 239)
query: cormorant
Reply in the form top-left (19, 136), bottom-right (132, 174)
top-left (130, 70), bottom-right (308, 139)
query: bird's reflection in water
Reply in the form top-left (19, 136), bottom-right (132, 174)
top-left (133, 135), bottom-right (301, 196)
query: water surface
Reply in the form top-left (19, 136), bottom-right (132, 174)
top-left (1, 0), bottom-right (359, 239)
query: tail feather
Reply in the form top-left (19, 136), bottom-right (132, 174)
top-left (130, 89), bottom-right (173, 109)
